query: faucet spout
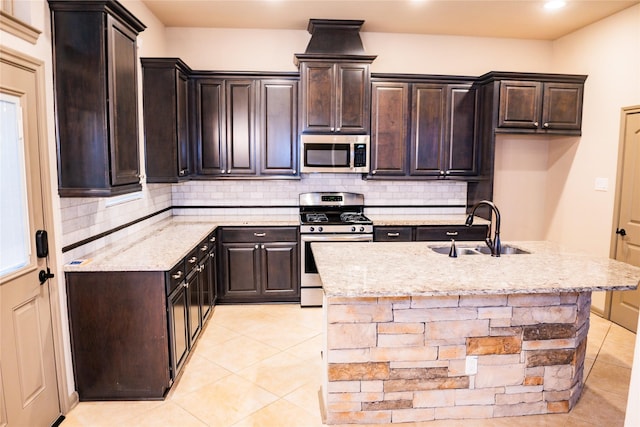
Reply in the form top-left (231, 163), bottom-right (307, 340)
top-left (466, 200), bottom-right (501, 257)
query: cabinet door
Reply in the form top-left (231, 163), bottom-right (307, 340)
top-left (497, 80), bottom-right (542, 129)
top-left (196, 79), bottom-right (226, 175)
top-left (226, 80), bottom-right (256, 175)
top-left (541, 82), bottom-right (584, 131)
top-left (186, 271), bottom-right (201, 345)
top-left (410, 84), bottom-right (446, 175)
top-left (259, 80), bottom-right (298, 176)
top-left (370, 82), bottom-right (409, 176)
top-left (261, 242), bottom-right (299, 297)
top-left (300, 62), bottom-right (334, 132)
top-left (168, 283), bottom-right (189, 380)
top-left (219, 242), bottom-right (260, 299)
top-left (336, 63), bottom-right (370, 134)
top-left (176, 70), bottom-right (191, 176)
top-left (106, 15), bottom-right (141, 187)
top-left (200, 251), bottom-right (215, 320)
top-left (446, 85), bottom-right (478, 176)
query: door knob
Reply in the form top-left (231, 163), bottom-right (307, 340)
top-left (39, 268), bottom-right (55, 285)
top-left (616, 228), bottom-right (627, 236)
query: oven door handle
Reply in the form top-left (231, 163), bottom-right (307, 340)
top-left (301, 234), bottom-right (373, 243)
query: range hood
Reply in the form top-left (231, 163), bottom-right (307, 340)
top-left (295, 19), bottom-right (377, 61)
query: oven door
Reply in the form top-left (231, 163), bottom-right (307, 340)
top-left (300, 233), bottom-right (372, 306)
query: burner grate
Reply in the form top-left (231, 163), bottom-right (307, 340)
top-left (305, 213), bottom-right (328, 223)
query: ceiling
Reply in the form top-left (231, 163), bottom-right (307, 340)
top-left (141, 0), bottom-right (639, 41)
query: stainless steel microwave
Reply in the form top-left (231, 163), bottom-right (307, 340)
top-left (299, 134), bottom-right (370, 173)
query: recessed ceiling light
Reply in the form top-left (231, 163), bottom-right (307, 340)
top-left (544, 0), bottom-right (567, 10)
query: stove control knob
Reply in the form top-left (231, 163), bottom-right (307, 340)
top-left (318, 227), bottom-right (323, 232)
top-left (310, 227), bottom-right (315, 232)
top-left (351, 226), bottom-right (356, 232)
top-left (359, 226), bottom-right (365, 232)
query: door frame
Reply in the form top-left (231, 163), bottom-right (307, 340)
top-left (0, 46), bottom-right (76, 414)
top-left (607, 105), bottom-right (640, 318)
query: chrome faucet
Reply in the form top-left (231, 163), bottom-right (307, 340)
top-left (466, 200), bottom-right (501, 257)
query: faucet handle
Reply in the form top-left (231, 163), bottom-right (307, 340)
top-left (448, 239), bottom-right (458, 258)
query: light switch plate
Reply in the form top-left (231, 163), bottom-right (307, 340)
top-left (595, 177), bottom-right (609, 192)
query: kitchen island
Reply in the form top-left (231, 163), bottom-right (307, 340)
top-left (312, 241), bottom-right (640, 424)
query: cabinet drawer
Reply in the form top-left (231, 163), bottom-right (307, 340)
top-left (221, 227), bottom-right (298, 243)
top-left (415, 225), bottom-right (488, 242)
top-left (374, 227), bottom-right (413, 242)
top-left (196, 234), bottom-right (214, 260)
top-left (166, 261), bottom-right (186, 294)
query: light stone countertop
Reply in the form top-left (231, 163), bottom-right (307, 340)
top-left (312, 241), bottom-right (640, 297)
top-left (64, 215), bottom-right (299, 272)
top-left (367, 214), bottom-right (490, 226)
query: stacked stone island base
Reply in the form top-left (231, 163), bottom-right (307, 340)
top-left (321, 292), bottom-right (590, 424)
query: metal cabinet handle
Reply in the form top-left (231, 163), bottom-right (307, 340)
top-left (209, 236), bottom-right (216, 242)
top-left (200, 244), bottom-right (208, 252)
top-left (261, 244), bottom-right (265, 249)
top-left (254, 232), bottom-right (266, 237)
top-left (387, 232), bottom-right (400, 237)
top-left (372, 170), bottom-right (377, 175)
top-left (446, 231), bottom-right (459, 236)
top-left (292, 170), bottom-right (297, 174)
top-left (543, 122), bottom-right (550, 128)
top-left (254, 244), bottom-right (259, 249)
top-left (533, 121), bottom-right (539, 127)
top-left (221, 169), bottom-right (226, 174)
top-left (209, 252), bottom-right (215, 258)
top-left (172, 271), bottom-right (183, 280)
top-left (188, 256), bottom-right (197, 264)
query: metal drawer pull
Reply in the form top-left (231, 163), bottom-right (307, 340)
top-left (446, 231), bottom-right (459, 236)
top-left (387, 233), bottom-right (400, 237)
top-left (254, 232), bottom-right (266, 237)
top-left (200, 244), bottom-right (208, 251)
top-left (172, 271), bottom-right (183, 280)
top-left (188, 256), bottom-right (197, 264)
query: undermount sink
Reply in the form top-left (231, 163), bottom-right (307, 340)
top-left (430, 244), bottom-right (530, 256)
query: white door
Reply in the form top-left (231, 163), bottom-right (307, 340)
top-left (0, 55), bottom-right (60, 425)
top-left (610, 107), bottom-right (640, 333)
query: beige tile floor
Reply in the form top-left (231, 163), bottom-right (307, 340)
top-left (61, 304), bottom-right (636, 427)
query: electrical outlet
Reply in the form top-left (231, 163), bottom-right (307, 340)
top-left (465, 355), bottom-right (478, 375)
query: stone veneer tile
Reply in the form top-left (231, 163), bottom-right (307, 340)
top-left (378, 322), bottom-right (424, 334)
top-left (434, 405), bottom-right (493, 420)
top-left (490, 326), bottom-right (522, 336)
top-left (370, 346), bottom-right (438, 362)
top-left (475, 364), bottom-right (525, 388)
top-left (526, 349), bottom-right (575, 367)
top-left (327, 348), bottom-right (370, 363)
top-left (493, 401), bottom-right (547, 417)
top-left (378, 333), bottom-right (425, 348)
top-left (384, 376), bottom-right (470, 392)
top-left (391, 408), bottom-right (435, 423)
top-left (478, 306), bottom-right (512, 319)
top-left (508, 293), bottom-right (561, 307)
top-left (454, 388), bottom-right (501, 405)
top-left (327, 401), bottom-right (362, 412)
top-left (327, 304), bottom-right (392, 324)
top-left (438, 345), bottom-right (466, 360)
top-left (360, 381), bottom-right (384, 392)
top-left (328, 362), bottom-right (390, 381)
top-left (413, 389), bottom-right (455, 407)
top-left (459, 295), bottom-right (507, 307)
top-left (522, 338), bottom-right (577, 350)
top-left (327, 323), bottom-right (376, 349)
top-left (389, 367), bottom-right (448, 380)
top-left (391, 360), bottom-right (449, 369)
top-left (467, 336), bottom-right (522, 355)
top-left (477, 354), bottom-right (522, 365)
top-left (547, 400), bottom-right (571, 413)
top-left (495, 391), bottom-right (543, 405)
top-left (512, 306), bottom-right (577, 326)
top-left (426, 319), bottom-right (489, 340)
top-left (524, 375), bottom-right (544, 386)
top-left (543, 365), bottom-right (575, 391)
top-left (394, 307), bottom-right (478, 323)
top-left (411, 296), bottom-right (459, 308)
top-left (523, 323), bottom-right (576, 340)
top-left (362, 400), bottom-right (412, 411)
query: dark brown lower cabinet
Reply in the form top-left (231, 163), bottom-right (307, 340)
top-left (218, 227), bottom-right (300, 303)
top-left (66, 271), bottom-right (170, 400)
top-left (373, 224), bottom-right (489, 242)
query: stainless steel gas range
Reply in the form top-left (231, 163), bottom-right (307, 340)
top-left (299, 192), bottom-right (373, 307)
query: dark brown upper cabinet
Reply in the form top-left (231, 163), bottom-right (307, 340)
top-left (295, 19), bottom-right (376, 135)
top-left (369, 77), bottom-right (478, 179)
top-left (192, 73), bottom-right (299, 179)
top-left (141, 58), bottom-right (191, 183)
top-left (297, 60), bottom-right (372, 134)
top-left (494, 75), bottom-right (586, 135)
top-left (259, 79), bottom-right (299, 176)
top-left (49, 0), bottom-right (145, 197)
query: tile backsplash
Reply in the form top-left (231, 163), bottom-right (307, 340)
top-left (60, 176), bottom-right (466, 261)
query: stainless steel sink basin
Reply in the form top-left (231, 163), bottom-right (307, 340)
top-left (430, 244), bottom-right (530, 256)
